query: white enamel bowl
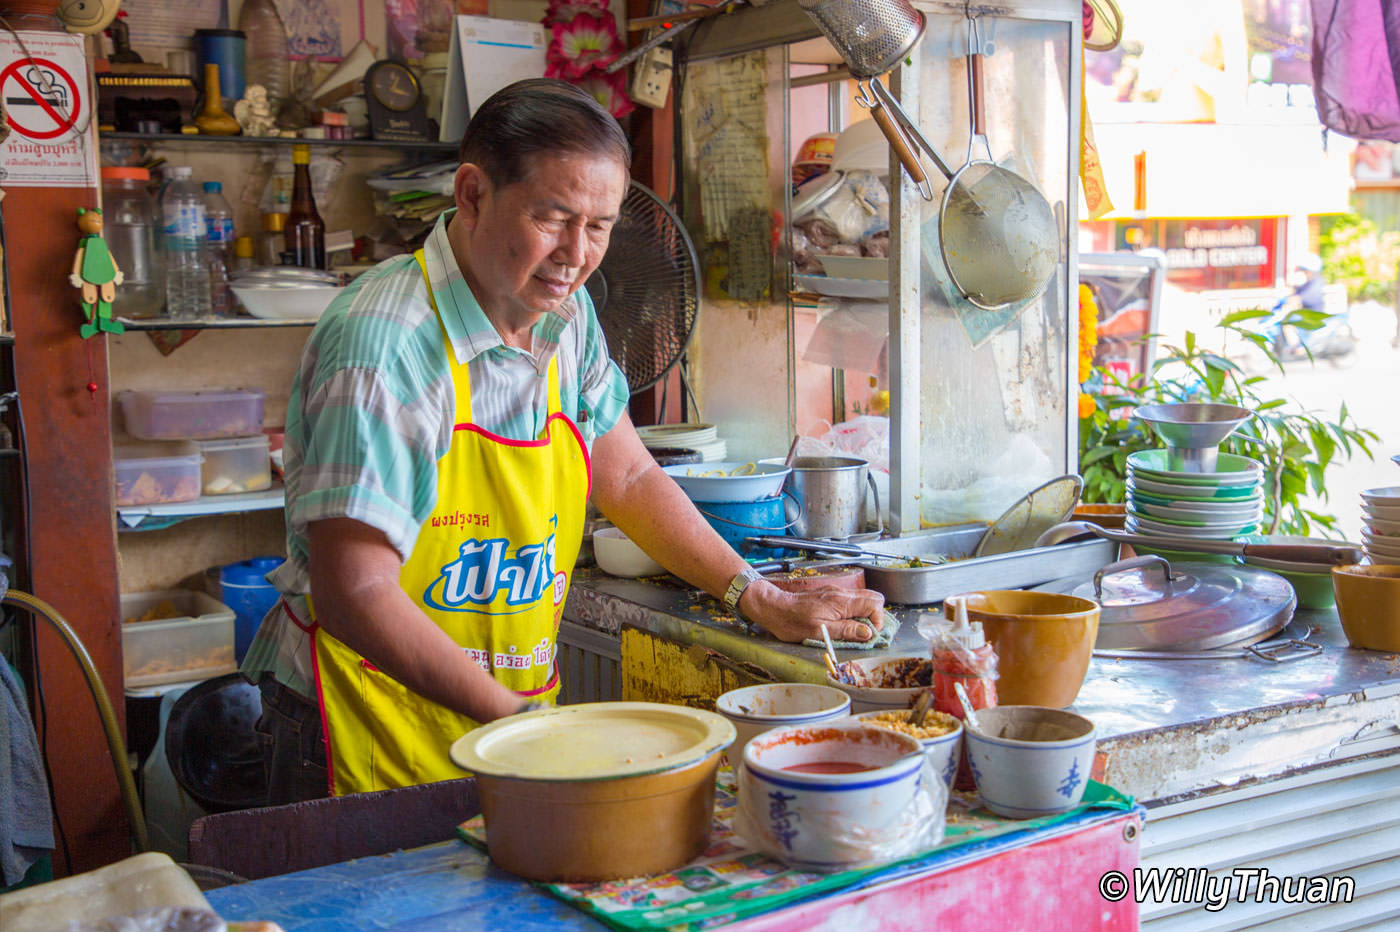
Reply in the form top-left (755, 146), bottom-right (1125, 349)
top-left (715, 683), bottom-right (851, 765)
top-left (591, 527), bottom-right (666, 577)
top-left (662, 461), bottom-right (791, 502)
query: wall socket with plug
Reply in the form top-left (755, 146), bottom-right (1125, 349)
top-left (630, 45), bottom-right (673, 109)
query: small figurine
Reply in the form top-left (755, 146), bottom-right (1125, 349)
top-left (234, 84), bottom-right (282, 138)
top-left (70, 207), bottom-right (125, 338)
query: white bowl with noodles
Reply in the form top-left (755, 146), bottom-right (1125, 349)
top-left (662, 461), bottom-right (791, 502)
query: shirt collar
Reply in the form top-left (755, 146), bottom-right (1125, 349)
top-left (423, 209), bottom-right (580, 368)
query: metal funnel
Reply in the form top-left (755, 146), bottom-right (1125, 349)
top-left (1134, 403), bottom-right (1252, 473)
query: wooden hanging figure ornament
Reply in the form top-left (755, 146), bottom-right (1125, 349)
top-left (71, 207), bottom-right (126, 338)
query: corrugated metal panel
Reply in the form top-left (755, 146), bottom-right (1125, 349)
top-left (557, 620), bottom-right (621, 705)
top-left (1140, 754), bottom-right (1400, 931)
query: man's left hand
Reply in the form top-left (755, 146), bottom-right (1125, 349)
top-left (739, 582), bottom-right (885, 644)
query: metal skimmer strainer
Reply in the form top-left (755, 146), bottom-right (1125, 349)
top-left (798, 0), bottom-right (939, 199)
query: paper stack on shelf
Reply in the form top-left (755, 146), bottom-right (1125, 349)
top-left (364, 159), bottom-right (458, 259)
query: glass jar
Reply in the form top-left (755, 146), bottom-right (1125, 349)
top-left (100, 166), bottom-right (165, 319)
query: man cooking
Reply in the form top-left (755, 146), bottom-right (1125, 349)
top-left (241, 79), bottom-right (884, 804)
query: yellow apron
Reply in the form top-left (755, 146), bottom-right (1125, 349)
top-left (310, 251), bottom-right (591, 795)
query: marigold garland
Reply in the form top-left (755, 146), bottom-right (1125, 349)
top-left (1077, 282), bottom-right (1099, 385)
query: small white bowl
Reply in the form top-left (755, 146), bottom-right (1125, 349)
top-left (825, 654), bottom-right (932, 713)
top-left (1364, 501), bottom-right (1400, 522)
top-left (1364, 516), bottom-right (1400, 538)
top-left (715, 683), bottom-right (850, 764)
top-left (591, 527), bottom-right (666, 577)
top-left (963, 706), bottom-right (1097, 820)
top-left (856, 709), bottom-right (963, 789)
top-left (230, 283), bottom-right (343, 320)
top-left (740, 721), bottom-right (927, 869)
top-left (1361, 486), bottom-right (1400, 507)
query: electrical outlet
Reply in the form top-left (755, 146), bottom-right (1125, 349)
top-left (630, 45), bottom-right (673, 109)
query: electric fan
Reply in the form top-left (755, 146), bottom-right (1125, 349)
top-left (585, 181), bottom-right (700, 394)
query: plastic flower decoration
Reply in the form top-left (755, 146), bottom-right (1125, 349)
top-left (548, 14), bottom-right (620, 79)
top-left (1077, 282), bottom-right (1099, 385)
top-left (542, 0), bottom-right (633, 118)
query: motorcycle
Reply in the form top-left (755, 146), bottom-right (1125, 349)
top-left (1234, 297), bottom-right (1357, 368)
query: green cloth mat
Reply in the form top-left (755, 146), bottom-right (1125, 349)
top-left (456, 773), bottom-right (1134, 932)
top-left (802, 609), bottom-right (899, 650)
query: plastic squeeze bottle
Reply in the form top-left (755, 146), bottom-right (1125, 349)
top-left (932, 596), bottom-right (998, 791)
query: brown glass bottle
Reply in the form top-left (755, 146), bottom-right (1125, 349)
top-left (285, 144), bottom-right (326, 269)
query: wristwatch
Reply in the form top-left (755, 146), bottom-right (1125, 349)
top-left (723, 566), bottom-right (764, 623)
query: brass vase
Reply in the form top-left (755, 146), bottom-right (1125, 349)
top-left (196, 63), bottom-right (242, 136)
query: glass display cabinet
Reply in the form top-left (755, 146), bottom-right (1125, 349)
top-left (677, 0), bottom-right (1082, 535)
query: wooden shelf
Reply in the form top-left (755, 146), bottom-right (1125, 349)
top-left (100, 132), bottom-right (459, 154)
top-left (118, 485), bottom-right (284, 531)
top-left (118, 316), bottom-right (318, 330)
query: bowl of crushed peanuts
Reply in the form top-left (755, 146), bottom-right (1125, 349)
top-left (856, 709), bottom-right (963, 789)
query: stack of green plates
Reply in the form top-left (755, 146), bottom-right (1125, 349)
top-left (1125, 450), bottom-right (1265, 540)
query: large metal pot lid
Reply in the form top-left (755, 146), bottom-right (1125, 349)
top-left (449, 702), bottom-right (735, 782)
top-left (1036, 555), bottom-right (1296, 651)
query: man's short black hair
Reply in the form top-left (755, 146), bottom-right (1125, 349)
top-left (457, 78), bottom-right (632, 188)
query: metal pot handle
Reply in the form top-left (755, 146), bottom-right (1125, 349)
top-left (865, 471), bottom-right (884, 535)
top-left (1092, 554), bottom-right (1175, 601)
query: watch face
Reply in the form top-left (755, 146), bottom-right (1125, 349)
top-left (368, 62), bottom-right (420, 112)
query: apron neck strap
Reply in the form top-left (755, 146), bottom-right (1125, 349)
top-left (413, 249), bottom-right (563, 426)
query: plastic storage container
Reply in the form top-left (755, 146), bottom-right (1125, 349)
top-left (119, 388), bottom-right (265, 440)
top-left (120, 589), bottom-right (237, 688)
top-left (220, 555), bottom-right (281, 662)
top-left (114, 442), bottom-right (202, 506)
top-left (101, 166), bottom-right (165, 319)
top-left (196, 434), bottom-right (271, 495)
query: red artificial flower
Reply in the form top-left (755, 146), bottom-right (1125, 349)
top-left (544, 0), bottom-right (612, 25)
top-left (548, 14), bottom-right (622, 79)
top-left (573, 69), bottom-right (635, 119)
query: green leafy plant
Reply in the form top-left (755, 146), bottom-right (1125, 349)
top-left (1319, 213), bottom-right (1400, 304)
top-left (1079, 313), bottom-right (1378, 536)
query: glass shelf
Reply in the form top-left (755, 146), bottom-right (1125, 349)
top-left (118, 485), bottom-right (284, 532)
top-left (118, 316), bottom-right (318, 330)
top-left (99, 132), bottom-right (460, 154)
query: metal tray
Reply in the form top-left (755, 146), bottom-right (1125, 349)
top-left (856, 524), bottom-right (1119, 605)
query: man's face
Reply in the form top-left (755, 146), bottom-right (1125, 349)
top-left (455, 151), bottom-right (628, 324)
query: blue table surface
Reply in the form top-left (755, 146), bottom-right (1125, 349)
top-left (205, 806), bottom-right (1139, 931)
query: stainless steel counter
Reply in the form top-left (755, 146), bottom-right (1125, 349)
top-left (563, 567), bottom-right (1400, 804)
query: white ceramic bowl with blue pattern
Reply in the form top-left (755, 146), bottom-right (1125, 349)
top-left (963, 706), bottom-right (1097, 819)
top-left (739, 720), bottom-right (925, 869)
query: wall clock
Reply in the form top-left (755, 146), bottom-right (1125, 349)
top-left (364, 59), bottom-right (431, 142)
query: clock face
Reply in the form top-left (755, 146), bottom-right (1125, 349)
top-left (368, 62), bottom-right (420, 113)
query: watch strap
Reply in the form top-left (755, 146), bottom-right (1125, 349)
top-left (723, 566), bottom-right (764, 619)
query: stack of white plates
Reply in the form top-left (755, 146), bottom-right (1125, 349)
top-left (635, 423), bottom-right (727, 462)
top-left (1124, 450), bottom-right (1266, 540)
top-left (1360, 486), bottom-right (1400, 564)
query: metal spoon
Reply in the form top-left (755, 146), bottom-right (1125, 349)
top-left (1035, 520), bottom-right (1364, 566)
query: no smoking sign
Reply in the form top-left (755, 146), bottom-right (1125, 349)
top-left (0, 30), bottom-right (96, 187)
top-left (1, 56), bottom-right (81, 141)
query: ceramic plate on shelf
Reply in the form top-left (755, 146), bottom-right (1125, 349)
top-left (815, 255), bottom-right (889, 280)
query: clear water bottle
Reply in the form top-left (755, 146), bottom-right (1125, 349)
top-left (238, 0), bottom-right (290, 113)
top-left (161, 166), bottom-right (211, 320)
top-left (100, 166), bottom-right (164, 319)
top-left (203, 181), bottom-right (235, 317)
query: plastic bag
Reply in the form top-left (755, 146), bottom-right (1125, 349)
top-left (732, 754), bottom-right (947, 872)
